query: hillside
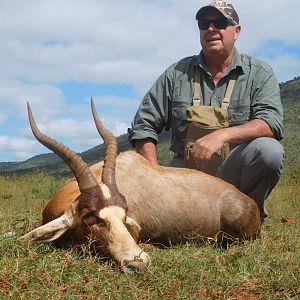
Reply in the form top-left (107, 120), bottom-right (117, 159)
top-left (279, 76), bottom-right (300, 173)
top-left (0, 130), bottom-right (172, 177)
top-left (0, 77), bottom-right (299, 177)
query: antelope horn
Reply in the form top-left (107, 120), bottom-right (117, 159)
top-left (27, 102), bottom-right (98, 192)
top-left (90, 97), bottom-right (117, 188)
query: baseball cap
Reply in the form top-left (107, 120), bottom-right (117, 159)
top-left (196, 1), bottom-right (239, 25)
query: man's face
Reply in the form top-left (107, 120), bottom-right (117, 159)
top-left (199, 10), bottom-right (241, 57)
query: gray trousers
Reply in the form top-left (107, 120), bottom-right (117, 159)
top-left (169, 137), bottom-right (284, 221)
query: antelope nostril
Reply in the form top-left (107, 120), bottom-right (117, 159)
top-left (121, 253), bottom-right (151, 273)
top-left (122, 263), bottom-right (140, 273)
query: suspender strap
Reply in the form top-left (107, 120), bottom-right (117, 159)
top-left (221, 71), bottom-right (238, 110)
top-left (193, 66), bottom-right (202, 106)
top-left (193, 66), bottom-right (238, 109)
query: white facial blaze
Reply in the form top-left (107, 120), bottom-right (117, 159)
top-left (99, 206), bottom-right (150, 271)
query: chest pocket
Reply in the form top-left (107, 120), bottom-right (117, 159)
top-left (228, 97), bottom-right (251, 125)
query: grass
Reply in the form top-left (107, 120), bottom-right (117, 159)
top-left (0, 173), bottom-right (299, 299)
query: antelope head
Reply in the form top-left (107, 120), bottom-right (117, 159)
top-left (18, 101), bottom-right (150, 273)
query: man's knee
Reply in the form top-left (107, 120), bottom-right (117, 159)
top-left (246, 137), bottom-right (284, 172)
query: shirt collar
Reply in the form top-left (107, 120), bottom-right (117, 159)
top-left (197, 48), bottom-right (244, 76)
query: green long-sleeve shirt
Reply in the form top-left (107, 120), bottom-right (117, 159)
top-left (128, 49), bottom-right (283, 155)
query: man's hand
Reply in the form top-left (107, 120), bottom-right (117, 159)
top-left (191, 129), bottom-right (226, 161)
top-left (191, 119), bottom-right (274, 162)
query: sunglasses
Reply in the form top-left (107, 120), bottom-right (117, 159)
top-left (197, 18), bottom-right (236, 30)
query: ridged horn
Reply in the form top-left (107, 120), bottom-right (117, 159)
top-left (90, 97), bottom-right (117, 188)
top-left (27, 102), bottom-right (98, 192)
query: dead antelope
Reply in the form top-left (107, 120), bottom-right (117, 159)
top-left (19, 99), bottom-right (261, 272)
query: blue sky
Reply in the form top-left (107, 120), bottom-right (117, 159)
top-left (0, 0), bottom-right (299, 162)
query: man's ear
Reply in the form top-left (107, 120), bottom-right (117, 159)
top-left (234, 24), bottom-right (241, 40)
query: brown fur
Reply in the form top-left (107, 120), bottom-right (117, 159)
top-left (43, 151), bottom-right (261, 245)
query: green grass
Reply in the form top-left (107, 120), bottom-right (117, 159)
top-left (0, 173), bottom-right (299, 299)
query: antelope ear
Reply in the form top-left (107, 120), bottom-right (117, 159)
top-left (18, 202), bottom-right (78, 243)
top-left (125, 216), bottom-right (141, 242)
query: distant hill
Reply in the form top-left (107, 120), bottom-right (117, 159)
top-left (0, 130), bottom-right (172, 177)
top-left (0, 153), bottom-right (63, 173)
top-left (279, 77), bottom-right (300, 174)
top-left (0, 77), bottom-right (299, 177)
top-left (280, 76), bottom-right (300, 102)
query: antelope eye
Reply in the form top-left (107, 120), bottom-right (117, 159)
top-left (82, 211), bottom-right (94, 220)
top-left (83, 212), bottom-right (106, 226)
top-left (83, 212), bottom-right (97, 225)
top-left (97, 218), bottom-right (107, 227)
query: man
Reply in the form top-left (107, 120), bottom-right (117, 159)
top-left (128, 0), bottom-right (284, 221)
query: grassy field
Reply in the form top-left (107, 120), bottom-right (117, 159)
top-left (0, 171), bottom-right (299, 299)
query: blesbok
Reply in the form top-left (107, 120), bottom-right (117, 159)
top-left (19, 99), bottom-right (261, 272)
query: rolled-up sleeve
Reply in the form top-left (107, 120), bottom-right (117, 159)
top-left (128, 68), bottom-right (173, 146)
top-left (251, 64), bottom-right (283, 140)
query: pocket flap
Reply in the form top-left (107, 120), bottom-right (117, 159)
top-left (186, 106), bottom-right (229, 127)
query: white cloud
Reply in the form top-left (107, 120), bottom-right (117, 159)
top-left (36, 119), bottom-right (95, 139)
top-left (0, 136), bottom-right (36, 151)
top-left (0, 135), bottom-right (41, 161)
top-left (24, 116), bottom-right (128, 153)
top-left (0, 80), bottom-right (65, 120)
top-left (0, 1), bottom-right (199, 87)
top-left (1, 0), bottom-right (298, 87)
top-left (236, 1), bottom-right (299, 47)
top-left (92, 95), bottom-right (140, 121)
top-left (266, 53), bottom-right (300, 84)
top-left (30, 116), bottom-right (127, 140)
top-left (0, 0), bottom-right (299, 162)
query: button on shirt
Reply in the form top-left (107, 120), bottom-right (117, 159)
top-left (128, 49), bottom-right (283, 156)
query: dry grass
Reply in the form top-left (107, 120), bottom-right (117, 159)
top-left (0, 173), bottom-right (299, 299)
